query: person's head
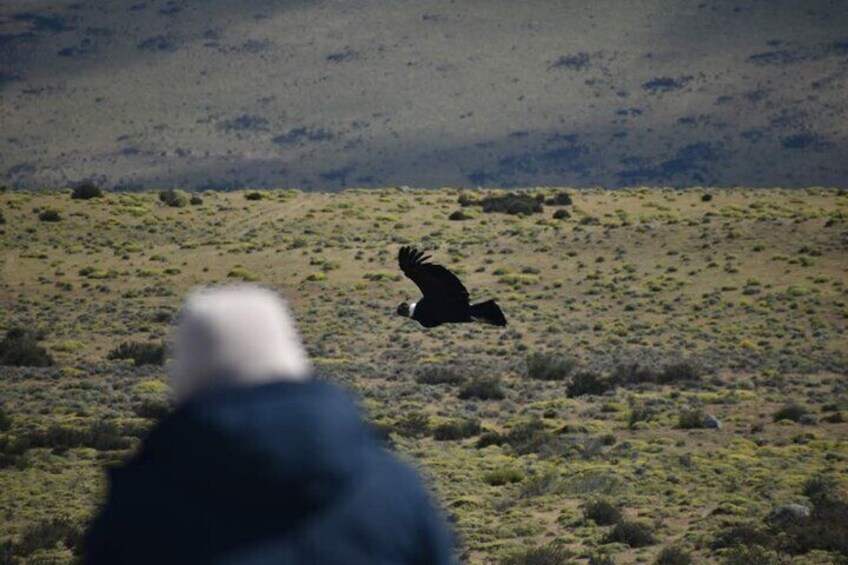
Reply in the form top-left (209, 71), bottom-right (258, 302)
top-left (169, 285), bottom-right (311, 403)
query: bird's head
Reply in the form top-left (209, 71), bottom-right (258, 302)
top-left (396, 302), bottom-right (411, 317)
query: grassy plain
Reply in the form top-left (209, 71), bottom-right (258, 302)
top-left (1, 187), bottom-right (847, 564)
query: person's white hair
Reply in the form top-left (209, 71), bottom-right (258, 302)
top-left (169, 285), bottom-right (312, 402)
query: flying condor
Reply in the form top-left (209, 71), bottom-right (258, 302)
top-left (396, 245), bottom-right (507, 328)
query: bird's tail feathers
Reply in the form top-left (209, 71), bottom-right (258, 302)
top-left (470, 300), bottom-right (507, 326)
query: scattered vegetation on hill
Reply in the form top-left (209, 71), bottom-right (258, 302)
top-left (0, 187), bottom-right (846, 564)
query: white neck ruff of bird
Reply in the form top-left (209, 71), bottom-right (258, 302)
top-left (408, 302), bottom-right (416, 317)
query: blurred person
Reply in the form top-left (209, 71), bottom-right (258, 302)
top-left (84, 285), bottom-right (454, 564)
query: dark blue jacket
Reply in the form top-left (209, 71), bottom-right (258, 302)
top-left (84, 380), bottom-right (454, 564)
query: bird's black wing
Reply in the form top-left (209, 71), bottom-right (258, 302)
top-left (398, 246), bottom-right (469, 306)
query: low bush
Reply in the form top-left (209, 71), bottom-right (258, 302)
top-left (448, 210), bottom-right (470, 221)
top-left (552, 209), bottom-right (570, 220)
top-left (393, 412), bottom-right (430, 438)
top-left (245, 191), bottom-right (263, 200)
top-left (720, 545), bottom-right (780, 565)
top-left (38, 209), bottom-right (61, 222)
top-left (775, 474), bottom-right (848, 555)
top-left (526, 353), bottom-right (577, 381)
top-left (567, 371), bottom-right (614, 397)
top-left (29, 419), bottom-right (131, 452)
top-left (676, 408), bottom-right (707, 429)
top-left (459, 376), bottom-right (505, 400)
top-left (134, 397), bottom-right (171, 420)
top-left (500, 543), bottom-right (572, 565)
top-left (9, 517), bottom-right (85, 560)
top-left (612, 363), bottom-right (658, 385)
top-left (159, 188), bottom-right (187, 207)
top-left (654, 546), bottom-right (692, 565)
top-left (545, 192), bottom-right (573, 206)
top-left (658, 361), bottom-right (702, 383)
top-left (772, 402), bottom-right (811, 422)
top-left (628, 403), bottom-right (656, 428)
top-left (481, 193), bottom-right (544, 215)
top-left (0, 328), bottom-right (54, 367)
top-left (457, 194), bottom-right (479, 207)
top-left (711, 524), bottom-right (774, 550)
top-left (483, 467), bottom-right (524, 486)
top-left (416, 365), bottom-right (465, 386)
top-left (71, 181), bottom-right (104, 200)
top-left (107, 341), bottom-right (165, 366)
top-left (605, 519), bottom-right (655, 547)
top-left (0, 405), bottom-right (10, 432)
top-left (476, 431), bottom-right (505, 448)
top-left (501, 420), bottom-right (558, 456)
top-left (582, 499), bottom-right (622, 525)
top-left (0, 434), bottom-right (30, 469)
top-left (189, 194), bottom-right (204, 205)
top-left (432, 418), bottom-right (481, 441)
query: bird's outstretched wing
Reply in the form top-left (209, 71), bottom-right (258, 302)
top-left (398, 246), bottom-right (469, 305)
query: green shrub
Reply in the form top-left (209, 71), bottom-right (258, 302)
top-left (30, 419), bottom-right (131, 452)
top-left (0, 328), bottom-right (54, 367)
top-left (701, 193), bottom-right (713, 202)
top-left (432, 418), bottom-right (481, 441)
top-left (605, 519), bottom-right (655, 547)
top-left (628, 403), bottom-right (656, 428)
top-left (448, 210), bottom-right (470, 221)
top-left (245, 191), bottom-right (263, 200)
top-left (476, 431), bottom-right (505, 448)
top-left (545, 192), bottom-right (573, 206)
top-left (658, 361), bottom-right (702, 383)
top-left (483, 466), bottom-right (524, 486)
top-left (710, 524), bottom-right (774, 550)
top-left (552, 209), bottom-right (570, 220)
top-left (613, 363), bottom-right (658, 385)
top-left (0, 209), bottom-right (6, 224)
top-left (393, 412), bottom-right (430, 438)
top-left (481, 193), bottom-right (544, 215)
top-left (777, 474), bottom-right (848, 555)
top-left (0, 434), bottom-right (30, 469)
top-left (189, 194), bottom-right (204, 205)
top-left (415, 365), bottom-right (465, 386)
top-left (107, 341), bottom-right (165, 366)
top-left (654, 546), bottom-right (692, 565)
top-left (134, 397), bottom-right (171, 420)
top-left (773, 402), bottom-right (810, 422)
top-left (0, 405), bottom-right (10, 432)
top-left (159, 188), bottom-right (187, 207)
top-left (567, 371), bottom-right (614, 397)
top-left (526, 353), bottom-right (577, 381)
top-left (459, 376), bottom-right (505, 400)
top-left (720, 545), bottom-right (780, 565)
top-left (38, 209), bottom-right (61, 222)
top-left (502, 420), bottom-right (558, 456)
top-left (677, 408), bottom-right (707, 429)
top-left (582, 499), bottom-right (622, 525)
top-left (500, 543), bottom-right (572, 565)
top-left (457, 194), bottom-right (479, 207)
top-left (227, 267), bottom-right (259, 281)
top-left (71, 181), bottom-right (104, 200)
top-left (10, 517), bottom-right (85, 559)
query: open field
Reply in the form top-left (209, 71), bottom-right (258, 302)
top-left (1, 187), bottom-right (847, 564)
